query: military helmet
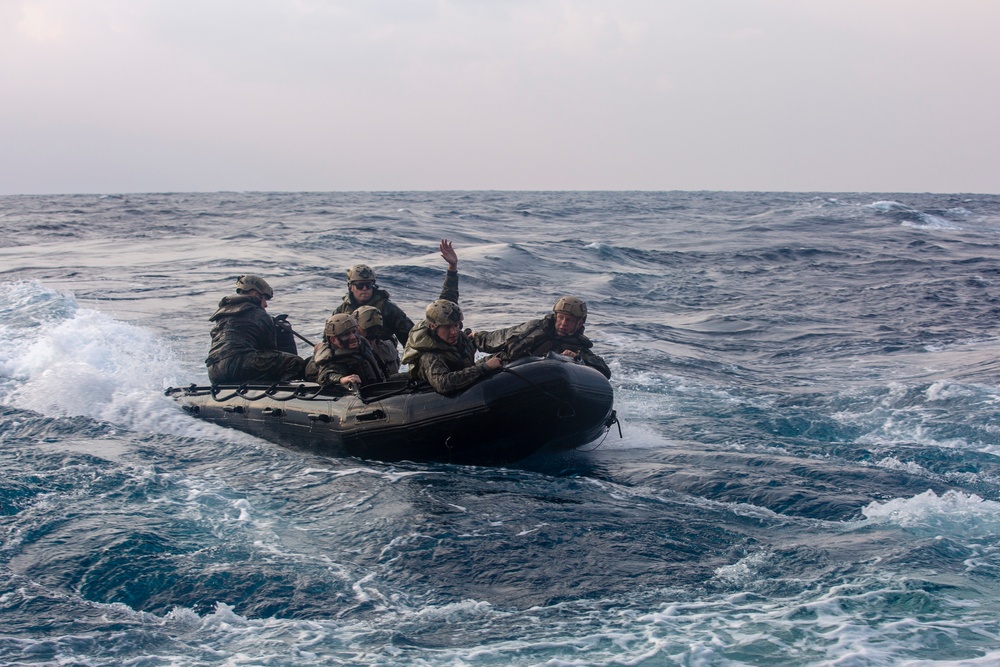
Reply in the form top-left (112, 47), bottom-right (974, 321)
top-left (354, 305), bottom-right (383, 331)
top-left (425, 299), bottom-right (463, 327)
top-left (347, 264), bottom-right (377, 283)
top-left (324, 313), bottom-right (358, 338)
top-left (553, 295), bottom-right (587, 321)
top-left (235, 274), bottom-right (274, 300)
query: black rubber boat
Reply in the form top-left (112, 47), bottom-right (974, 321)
top-left (166, 354), bottom-right (618, 465)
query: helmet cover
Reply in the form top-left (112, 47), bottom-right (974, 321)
top-left (347, 264), bottom-right (377, 283)
top-left (235, 274), bottom-right (274, 300)
top-left (553, 295), bottom-right (587, 321)
top-left (324, 313), bottom-right (358, 338)
top-left (424, 299), bottom-right (463, 327)
top-left (353, 305), bottom-right (383, 330)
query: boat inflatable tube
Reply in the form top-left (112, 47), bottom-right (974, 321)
top-left (166, 353), bottom-right (617, 466)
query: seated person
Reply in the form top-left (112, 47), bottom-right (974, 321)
top-left (305, 313), bottom-right (387, 387)
top-left (471, 296), bottom-right (612, 379)
top-left (334, 239), bottom-right (460, 347)
top-left (354, 305), bottom-right (401, 375)
top-left (205, 274), bottom-right (306, 384)
top-left (401, 299), bottom-right (502, 395)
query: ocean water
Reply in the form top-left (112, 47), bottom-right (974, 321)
top-left (2, 190), bottom-right (1000, 666)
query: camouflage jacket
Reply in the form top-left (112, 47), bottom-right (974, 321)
top-left (401, 322), bottom-right (499, 395)
top-left (370, 337), bottom-right (401, 375)
top-left (472, 313), bottom-right (612, 379)
top-left (305, 337), bottom-right (387, 386)
top-left (334, 269), bottom-right (459, 346)
top-left (206, 295), bottom-right (278, 366)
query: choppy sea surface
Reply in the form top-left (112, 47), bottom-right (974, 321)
top-left (2, 191), bottom-right (1000, 666)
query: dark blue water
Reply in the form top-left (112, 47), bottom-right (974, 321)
top-left (2, 191), bottom-right (1000, 665)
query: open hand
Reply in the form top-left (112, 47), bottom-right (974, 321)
top-left (439, 239), bottom-right (458, 271)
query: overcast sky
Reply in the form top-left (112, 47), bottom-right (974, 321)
top-left (2, 0), bottom-right (998, 195)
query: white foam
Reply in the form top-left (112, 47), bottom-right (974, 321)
top-left (4, 305), bottom-right (178, 413)
top-left (874, 456), bottom-right (928, 475)
top-left (713, 550), bottom-right (775, 586)
top-left (599, 421), bottom-right (673, 450)
top-left (862, 489), bottom-right (1000, 531)
top-left (831, 380), bottom-right (1000, 458)
top-left (0, 281), bottom-right (257, 444)
top-left (867, 200), bottom-right (909, 213)
top-left (864, 200), bottom-right (961, 230)
top-left (925, 380), bottom-right (977, 402)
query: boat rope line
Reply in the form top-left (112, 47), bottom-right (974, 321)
top-left (168, 380), bottom-right (418, 405)
top-left (211, 382), bottom-right (327, 402)
top-left (168, 382), bottom-right (329, 402)
top-left (574, 410), bottom-right (621, 452)
top-left (500, 367), bottom-right (576, 418)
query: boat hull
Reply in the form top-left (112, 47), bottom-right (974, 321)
top-left (167, 355), bottom-right (615, 465)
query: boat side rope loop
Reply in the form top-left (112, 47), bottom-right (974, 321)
top-left (575, 410), bottom-right (621, 452)
top-left (210, 385), bottom-right (245, 402)
top-left (190, 383), bottom-right (329, 402)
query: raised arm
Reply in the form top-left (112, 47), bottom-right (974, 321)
top-left (440, 239), bottom-right (458, 271)
top-left (438, 239), bottom-right (460, 303)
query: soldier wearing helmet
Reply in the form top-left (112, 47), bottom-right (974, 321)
top-left (401, 298), bottom-right (502, 395)
top-left (333, 240), bottom-right (461, 351)
top-left (304, 313), bottom-right (387, 387)
top-left (205, 274), bottom-right (306, 384)
top-left (471, 296), bottom-right (612, 379)
top-left (354, 305), bottom-right (400, 375)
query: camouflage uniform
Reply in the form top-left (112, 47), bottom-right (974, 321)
top-left (401, 322), bottom-right (500, 395)
top-left (472, 313), bottom-right (612, 379)
top-left (304, 337), bottom-right (387, 387)
top-left (370, 337), bottom-right (402, 375)
top-left (334, 269), bottom-right (459, 347)
top-left (205, 295), bottom-right (306, 384)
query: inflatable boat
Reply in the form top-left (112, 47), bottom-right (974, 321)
top-left (166, 354), bottom-right (617, 466)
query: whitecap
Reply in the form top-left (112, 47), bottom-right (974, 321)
top-left (0, 281), bottom-right (262, 445)
top-left (866, 200), bottom-right (910, 213)
top-left (862, 489), bottom-right (1000, 531)
top-left (902, 213), bottom-right (960, 231)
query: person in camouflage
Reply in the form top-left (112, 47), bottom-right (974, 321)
top-left (305, 313), bottom-right (386, 387)
top-left (401, 299), bottom-right (502, 395)
top-left (333, 239), bottom-right (460, 347)
top-left (205, 275), bottom-right (306, 385)
top-left (354, 305), bottom-right (401, 376)
top-left (471, 296), bottom-right (612, 379)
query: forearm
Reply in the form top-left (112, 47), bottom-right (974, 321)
top-left (438, 269), bottom-right (459, 303)
top-left (472, 327), bottom-right (514, 353)
top-left (421, 356), bottom-right (492, 394)
top-left (316, 364), bottom-right (348, 386)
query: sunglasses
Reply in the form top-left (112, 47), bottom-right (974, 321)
top-left (350, 282), bottom-right (375, 290)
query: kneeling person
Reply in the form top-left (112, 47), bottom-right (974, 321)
top-left (206, 274), bottom-right (306, 384)
top-left (306, 313), bottom-right (387, 387)
top-left (354, 305), bottom-right (401, 375)
top-left (401, 299), bottom-right (502, 395)
top-left (472, 296), bottom-right (611, 379)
